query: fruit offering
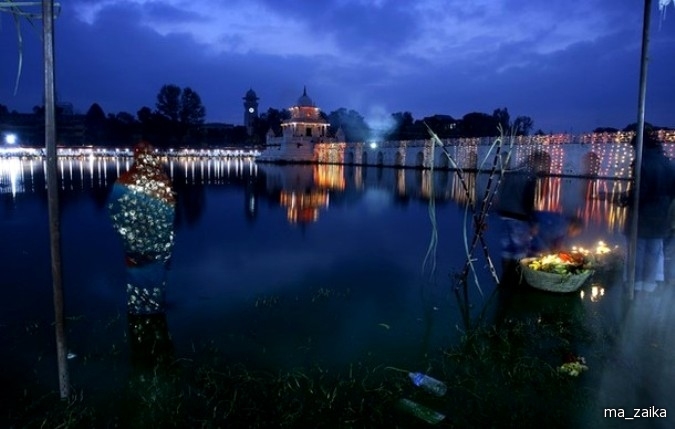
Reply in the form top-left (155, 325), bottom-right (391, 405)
top-left (526, 251), bottom-right (591, 275)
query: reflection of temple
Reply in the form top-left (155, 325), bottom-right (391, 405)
top-left (314, 164), bottom-right (345, 191)
top-left (1, 154), bottom-right (631, 232)
top-left (259, 88), bottom-right (334, 162)
top-left (260, 163), bottom-right (342, 224)
top-left (279, 189), bottom-right (329, 224)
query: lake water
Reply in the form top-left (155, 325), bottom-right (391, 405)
top-left (2, 157), bottom-right (672, 427)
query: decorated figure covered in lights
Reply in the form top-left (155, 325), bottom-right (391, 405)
top-left (108, 141), bottom-right (176, 314)
top-left (108, 142), bottom-right (176, 422)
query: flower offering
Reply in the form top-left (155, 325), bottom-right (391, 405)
top-left (526, 251), bottom-right (592, 276)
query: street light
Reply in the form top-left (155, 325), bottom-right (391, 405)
top-left (4, 133), bottom-right (17, 145)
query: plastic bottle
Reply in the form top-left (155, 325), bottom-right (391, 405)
top-left (408, 372), bottom-right (447, 397)
top-left (397, 398), bottom-right (446, 424)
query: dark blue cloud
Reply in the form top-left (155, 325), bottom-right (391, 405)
top-left (0, 0), bottom-right (673, 132)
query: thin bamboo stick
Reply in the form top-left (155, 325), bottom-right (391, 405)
top-left (43, 0), bottom-right (70, 399)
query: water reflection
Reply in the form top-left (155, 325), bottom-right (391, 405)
top-left (0, 157), bottom-right (28, 196)
top-left (0, 156), bottom-right (630, 232)
top-left (579, 284), bottom-right (605, 303)
top-left (279, 190), bottom-right (329, 224)
top-left (4, 153), bottom-right (669, 427)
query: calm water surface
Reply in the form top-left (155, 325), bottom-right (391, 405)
top-left (3, 157), bottom-right (654, 426)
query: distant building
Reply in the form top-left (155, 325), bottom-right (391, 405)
top-left (243, 88), bottom-right (259, 136)
top-left (259, 87), bottom-right (333, 162)
top-left (281, 86), bottom-right (329, 139)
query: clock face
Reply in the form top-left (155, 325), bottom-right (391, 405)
top-left (248, 107), bottom-right (255, 113)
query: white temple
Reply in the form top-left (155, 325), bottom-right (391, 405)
top-left (259, 87), bottom-right (333, 163)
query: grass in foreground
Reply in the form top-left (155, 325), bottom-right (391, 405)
top-left (4, 296), bottom-right (612, 429)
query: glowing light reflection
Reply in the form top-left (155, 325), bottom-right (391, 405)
top-left (580, 285), bottom-right (605, 302)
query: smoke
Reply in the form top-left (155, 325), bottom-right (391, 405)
top-left (364, 105), bottom-right (397, 142)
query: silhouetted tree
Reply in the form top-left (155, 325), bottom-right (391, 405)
top-left (593, 127), bottom-right (619, 133)
top-left (512, 115), bottom-right (534, 136)
top-left (622, 122), bottom-right (655, 133)
top-left (388, 111), bottom-right (420, 140)
top-left (459, 112), bottom-right (499, 137)
top-left (137, 106), bottom-right (153, 125)
top-left (154, 84), bottom-right (206, 145)
top-left (253, 108), bottom-right (290, 144)
top-left (84, 103), bottom-right (107, 145)
top-left (0, 104), bottom-right (9, 117)
top-left (137, 105), bottom-right (169, 145)
top-left (225, 125), bottom-right (249, 144)
top-left (420, 114), bottom-right (458, 139)
top-left (31, 104), bottom-right (68, 117)
top-left (179, 87), bottom-right (206, 127)
top-left (327, 108), bottom-right (371, 142)
top-left (493, 107), bottom-right (510, 132)
top-left (107, 111), bottom-right (138, 144)
top-left (226, 126), bottom-right (250, 145)
top-left (154, 85), bottom-right (181, 146)
top-left (156, 84), bottom-right (181, 122)
top-left (180, 88), bottom-right (206, 145)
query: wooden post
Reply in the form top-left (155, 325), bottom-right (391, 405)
top-left (43, 0), bottom-right (70, 399)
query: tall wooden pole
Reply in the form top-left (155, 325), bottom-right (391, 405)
top-left (627, 0), bottom-right (652, 300)
top-left (43, 0), bottom-right (69, 398)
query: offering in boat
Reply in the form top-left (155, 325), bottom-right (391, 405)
top-left (525, 251), bottom-right (592, 276)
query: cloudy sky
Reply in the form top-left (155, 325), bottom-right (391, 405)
top-left (0, 0), bottom-right (674, 133)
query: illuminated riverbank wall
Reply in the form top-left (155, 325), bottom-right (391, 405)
top-left (262, 131), bottom-right (675, 180)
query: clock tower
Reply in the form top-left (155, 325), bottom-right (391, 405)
top-left (243, 88), bottom-right (259, 136)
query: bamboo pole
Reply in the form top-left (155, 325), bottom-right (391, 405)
top-left (42, 0), bottom-right (70, 399)
top-left (626, 0), bottom-right (652, 301)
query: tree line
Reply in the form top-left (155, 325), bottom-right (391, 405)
top-left (0, 84), bottom-right (214, 148)
top-left (83, 84), bottom-right (209, 147)
top-left (250, 107), bottom-right (537, 144)
top-left (5, 83), bottom-right (668, 148)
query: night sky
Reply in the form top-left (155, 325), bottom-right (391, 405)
top-left (1, 0), bottom-right (674, 133)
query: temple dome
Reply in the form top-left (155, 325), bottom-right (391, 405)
top-left (297, 86), bottom-right (314, 107)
